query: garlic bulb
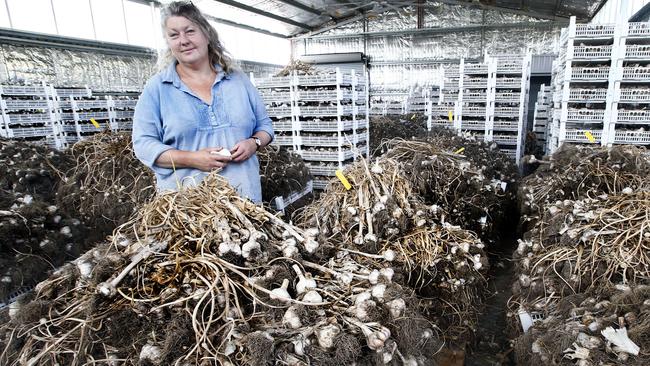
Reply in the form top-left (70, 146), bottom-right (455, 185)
top-left (302, 290), bottom-right (322, 304)
top-left (316, 324), bottom-right (341, 349)
top-left (368, 269), bottom-right (380, 285)
top-left (371, 284), bottom-right (386, 300)
top-left (387, 298), bottom-right (406, 318)
top-left (270, 279), bottom-right (292, 302)
top-left (380, 268), bottom-right (394, 282)
top-left (283, 305), bottom-right (302, 329)
top-left (292, 265), bottom-right (316, 294)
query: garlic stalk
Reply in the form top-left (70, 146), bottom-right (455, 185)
top-left (344, 316), bottom-right (391, 351)
top-left (292, 264), bottom-right (316, 294)
top-left (342, 248), bottom-right (396, 262)
top-left (270, 279), bottom-right (292, 302)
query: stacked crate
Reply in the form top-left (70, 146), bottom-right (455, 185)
top-left (550, 17), bottom-right (650, 152)
top-left (0, 83), bottom-right (63, 149)
top-left (369, 90), bottom-right (407, 115)
top-left (57, 87), bottom-right (110, 145)
top-left (107, 93), bottom-right (138, 132)
top-left (429, 63), bottom-right (462, 131)
top-left (254, 68), bottom-right (369, 191)
top-left (458, 59), bottom-right (495, 144)
top-left (532, 84), bottom-right (551, 150)
top-left (493, 54), bottom-right (532, 162)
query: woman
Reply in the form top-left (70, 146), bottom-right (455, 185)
top-left (132, 1), bottom-right (273, 203)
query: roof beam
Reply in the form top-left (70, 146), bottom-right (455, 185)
top-left (432, 0), bottom-right (568, 21)
top-left (212, 0), bottom-right (314, 30)
top-left (296, 20), bottom-right (565, 40)
top-left (205, 14), bottom-right (289, 38)
top-left (275, 0), bottom-right (324, 16)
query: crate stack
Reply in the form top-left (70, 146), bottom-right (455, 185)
top-left (610, 22), bottom-right (650, 146)
top-left (255, 75), bottom-right (298, 150)
top-left (429, 63), bottom-right (462, 131)
top-left (458, 59), bottom-right (495, 143)
top-left (532, 84), bottom-right (551, 150)
top-left (107, 93), bottom-right (138, 132)
top-left (369, 90), bottom-right (407, 115)
top-left (0, 83), bottom-right (63, 149)
top-left (56, 87), bottom-right (112, 146)
top-left (295, 69), bottom-right (369, 190)
top-left (493, 54), bottom-right (532, 162)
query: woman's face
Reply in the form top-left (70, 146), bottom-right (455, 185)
top-left (165, 16), bottom-right (209, 65)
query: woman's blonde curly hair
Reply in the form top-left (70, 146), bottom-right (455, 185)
top-left (160, 1), bottom-right (234, 74)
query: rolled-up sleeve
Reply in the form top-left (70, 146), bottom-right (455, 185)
top-left (243, 74), bottom-right (274, 141)
top-left (132, 83), bottom-right (174, 176)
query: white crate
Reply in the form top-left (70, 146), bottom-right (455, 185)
top-left (306, 164), bottom-right (338, 176)
top-left (495, 78), bottom-right (521, 88)
top-left (493, 134), bottom-right (518, 145)
top-left (55, 88), bottom-right (91, 98)
top-left (297, 74), bottom-right (353, 86)
top-left (461, 120), bottom-right (485, 130)
top-left (271, 120), bottom-right (293, 131)
top-left (613, 130), bottom-right (650, 144)
top-left (627, 22), bottom-right (650, 37)
top-left (266, 106), bottom-right (293, 117)
top-left (112, 99), bottom-right (137, 109)
top-left (302, 134), bottom-right (353, 147)
top-left (572, 45), bottom-right (612, 59)
top-left (78, 123), bottom-right (109, 133)
top-left (493, 120), bottom-right (519, 130)
top-left (567, 108), bottom-right (605, 122)
top-left (430, 119), bottom-right (455, 128)
top-left (117, 121), bottom-right (133, 130)
top-left (622, 66), bottom-right (650, 81)
top-left (297, 89), bottom-right (356, 101)
top-left (301, 147), bottom-right (356, 161)
top-left (624, 44), bottom-right (650, 59)
top-left (272, 135), bottom-right (295, 146)
top-left (4, 113), bottom-right (51, 125)
top-left (261, 91), bottom-right (291, 103)
top-left (299, 105), bottom-right (356, 117)
top-left (616, 109), bottom-right (650, 123)
top-left (564, 130), bottom-right (602, 142)
top-left (2, 99), bottom-right (51, 111)
top-left (501, 148), bottom-right (518, 159)
top-left (619, 88), bottom-right (650, 103)
top-left (0, 85), bottom-right (48, 96)
top-left (79, 111), bottom-right (110, 120)
top-left (497, 64), bottom-right (523, 74)
top-left (463, 78), bottom-right (488, 88)
top-left (113, 111), bottom-right (135, 119)
top-left (312, 178), bottom-right (330, 190)
top-left (9, 126), bottom-right (53, 138)
top-left (462, 106), bottom-right (486, 117)
top-left (494, 107), bottom-right (519, 118)
top-left (464, 64), bottom-right (488, 74)
top-left (270, 181), bottom-right (313, 211)
top-left (430, 105), bottom-right (455, 116)
top-left (254, 76), bottom-right (292, 88)
top-left (463, 91), bottom-right (487, 102)
top-left (495, 92), bottom-right (521, 103)
top-left (570, 67), bottom-right (610, 81)
top-left (575, 23), bottom-right (615, 38)
top-left (568, 88), bottom-right (608, 102)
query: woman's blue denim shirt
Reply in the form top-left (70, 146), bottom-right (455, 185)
top-left (132, 62), bottom-right (274, 203)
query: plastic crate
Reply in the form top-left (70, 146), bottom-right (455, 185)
top-left (495, 92), bottom-right (521, 103)
top-left (463, 91), bottom-right (487, 102)
top-left (266, 106), bottom-right (293, 117)
top-left (501, 148), bottom-right (518, 159)
top-left (312, 178), bottom-right (330, 190)
top-left (430, 119), bottom-right (455, 128)
top-left (568, 88), bottom-right (608, 102)
top-left (464, 64), bottom-right (488, 74)
top-left (627, 22), bottom-right (650, 37)
top-left (566, 108), bottom-right (605, 122)
top-left (497, 64), bottom-right (523, 74)
top-left (55, 88), bottom-right (91, 98)
top-left (9, 126), bottom-right (53, 138)
top-left (461, 106), bottom-right (486, 117)
top-left (254, 76), bottom-right (292, 88)
top-left (494, 107), bottom-right (520, 118)
top-left (430, 105), bottom-right (455, 116)
top-left (493, 120), bottom-right (519, 131)
top-left (114, 110), bottom-right (134, 119)
top-left (619, 88), bottom-right (650, 103)
top-left (297, 74), bottom-right (352, 86)
top-left (112, 99), bottom-right (137, 109)
top-left (495, 78), bottom-right (521, 88)
top-left (272, 135), bottom-right (295, 146)
top-left (2, 99), bottom-right (51, 111)
top-left (302, 134), bottom-right (353, 147)
top-left (461, 120), bottom-right (485, 130)
top-left (563, 129), bottom-right (602, 143)
top-left (622, 67), bottom-right (650, 81)
top-left (306, 164), bottom-right (338, 176)
top-left (616, 109), bottom-right (650, 123)
top-left (78, 123), bottom-right (109, 133)
top-left (572, 45), bottom-right (612, 59)
top-left (575, 23), bottom-right (615, 38)
top-left (299, 105), bottom-right (356, 117)
top-left (260, 91), bottom-right (291, 103)
top-left (0, 85), bottom-right (48, 96)
top-left (271, 119), bottom-right (293, 131)
top-left (117, 121), bottom-right (133, 130)
top-left (463, 78), bottom-right (488, 88)
top-left (613, 130), bottom-right (650, 144)
top-left (493, 134), bottom-right (518, 145)
top-left (571, 67), bottom-right (610, 81)
top-left (624, 44), bottom-right (650, 59)
top-left (4, 113), bottom-right (52, 125)
top-left (301, 147), bottom-right (356, 162)
top-left (79, 111), bottom-right (110, 120)
top-left (270, 181), bottom-right (313, 211)
top-left (298, 89), bottom-right (354, 101)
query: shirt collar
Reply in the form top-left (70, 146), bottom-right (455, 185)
top-left (161, 61), bottom-right (231, 87)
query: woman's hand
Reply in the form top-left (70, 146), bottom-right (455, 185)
top-left (191, 147), bottom-right (232, 171)
top-left (230, 138), bottom-right (257, 162)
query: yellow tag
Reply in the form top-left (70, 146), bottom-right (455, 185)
top-left (448, 110), bottom-right (453, 122)
top-left (584, 131), bottom-right (596, 143)
top-left (90, 118), bottom-right (100, 128)
top-left (454, 147), bottom-right (465, 154)
top-left (410, 114), bottom-right (416, 120)
top-left (335, 169), bottom-right (352, 190)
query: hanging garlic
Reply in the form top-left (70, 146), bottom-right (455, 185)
top-left (292, 264), bottom-right (316, 294)
top-left (270, 279), bottom-right (292, 302)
